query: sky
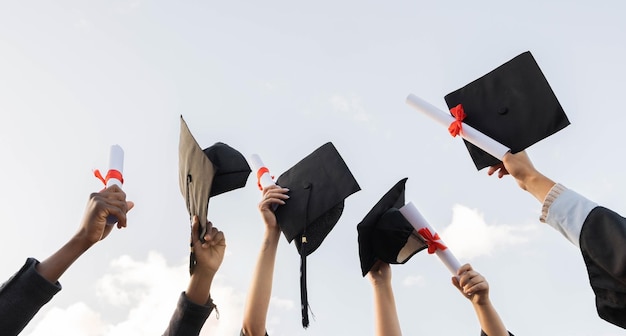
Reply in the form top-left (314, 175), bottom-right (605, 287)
top-left (1, 1), bottom-right (625, 335)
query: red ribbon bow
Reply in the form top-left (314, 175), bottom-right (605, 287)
top-left (418, 227), bottom-right (447, 254)
top-left (94, 169), bottom-right (124, 187)
top-left (448, 104), bottom-right (466, 137)
top-left (256, 167), bottom-right (274, 190)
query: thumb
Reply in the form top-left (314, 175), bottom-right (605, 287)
top-left (126, 201), bottom-right (135, 212)
top-left (190, 216), bottom-right (200, 246)
top-left (451, 276), bottom-right (461, 290)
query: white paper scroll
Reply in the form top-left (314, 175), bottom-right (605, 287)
top-left (249, 154), bottom-right (276, 189)
top-left (107, 145), bottom-right (124, 188)
top-left (399, 202), bottom-right (461, 276)
top-left (405, 93), bottom-right (510, 161)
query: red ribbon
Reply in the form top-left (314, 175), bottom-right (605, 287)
top-left (418, 227), bottom-right (447, 254)
top-left (448, 104), bottom-right (466, 137)
top-left (256, 167), bottom-right (274, 190)
top-left (94, 169), bottom-right (124, 187)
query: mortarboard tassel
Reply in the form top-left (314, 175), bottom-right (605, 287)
top-left (300, 235), bottom-right (309, 328)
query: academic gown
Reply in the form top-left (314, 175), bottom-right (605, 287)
top-left (542, 184), bottom-right (626, 328)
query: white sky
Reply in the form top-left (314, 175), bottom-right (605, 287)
top-left (1, 1), bottom-right (625, 335)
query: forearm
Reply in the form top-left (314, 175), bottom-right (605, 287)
top-left (371, 283), bottom-right (402, 336)
top-left (242, 228), bottom-right (280, 336)
top-left (520, 172), bottom-right (556, 204)
top-left (473, 301), bottom-right (508, 336)
top-left (35, 235), bottom-right (92, 283)
top-left (186, 273), bottom-right (214, 306)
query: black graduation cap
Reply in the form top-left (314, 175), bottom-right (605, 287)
top-left (357, 178), bottom-right (427, 277)
top-left (178, 116), bottom-right (251, 274)
top-left (273, 142), bottom-right (361, 328)
top-left (444, 51), bottom-right (570, 170)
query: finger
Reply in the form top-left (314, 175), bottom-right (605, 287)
top-left (126, 201), bottom-right (135, 212)
top-left (451, 276), bottom-right (461, 290)
top-left (106, 205), bottom-right (127, 228)
top-left (101, 224), bottom-right (114, 240)
top-left (456, 263), bottom-right (472, 275)
top-left (462, 273), bottom-right (484, 290)
top-left (211, 230), bottom-right (225, 246)
top-left (100, 186), bottom-right (127, 201)
top-left (261, 184), bottom-right (281, 196)
top-left (459, 270), bottom-right (478, 287)
top-left (191, 216), bottom-right (200, 246)
top-left (265, 190), bottom-right (290, 200)
top-left (487, 166), bottom-right (497, 176)
top-left (465, 281), bottom-right (488, 295)
top-left (204, 226), bottom-right (219, 242)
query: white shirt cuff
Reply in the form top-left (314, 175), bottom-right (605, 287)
top-left (542, 184), bottom-right (598, 247)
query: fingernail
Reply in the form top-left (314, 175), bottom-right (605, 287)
top-left (285, 195), bottom-right (290, 199)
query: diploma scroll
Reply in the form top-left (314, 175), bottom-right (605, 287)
top-left (249, 154), bottom-right (276, 189)
top-left (405, 94), bottom-right (510, 161)
top-left (106, 145), bottom-right (124, 188)
top-left (100, 145), bottom-right (124, 225)
top-left (399, 202), bottom-right (461, 276)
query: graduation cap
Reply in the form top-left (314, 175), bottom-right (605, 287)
top-left (444, 51), bottom-right (570, 170)
top-left (358, 178), bottom-right (427, 277)
top-left (273, 142), bottom-right (361, 328)
top-left (178, 116), bottom-right (251, 274)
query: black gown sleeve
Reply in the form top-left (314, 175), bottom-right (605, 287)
top-left (579, 206), bottom-right (626, 328)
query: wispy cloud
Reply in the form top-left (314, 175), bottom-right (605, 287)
top-left (114, 0), bottom-right (142, 14)
top-left (402, 275), bottom-right (425, 288)
top-left (440, 204), bottom-right (535, 260)
top-left (27, 302), bottom-right (106, 336)
top-left (270, 296), bottom-right (295, 310)
top-left (330, 94), bottom-right (373, 123)
top-left (28, 252), bottom-right (246, 336)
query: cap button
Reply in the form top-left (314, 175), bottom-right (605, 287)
top-left (498, 107), bottom-right (508, 115)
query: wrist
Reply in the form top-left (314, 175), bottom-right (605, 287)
top-left (69, 233), bottom-right (95, 253)
top-left (370, 278), bottom-right (392, 289)
top-left (471, 295), bottom-right (491, 307)
top-left (186, 272), bottom-right (214, 305)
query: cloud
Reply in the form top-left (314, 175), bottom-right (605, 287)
top-left (28, 252), bottom-right (246, 336)
top-left (27, 302), bottom-right (106, 336)
top-left (114, 0), bottom-right (142, 14)
top-left (270, 296), bottom-right (295, 310)
top-left (402, 275), bottom-right (425, 288)
top-left (440, 204), bottom-right (535, 260)
top-left (330, 94), bottom-right (372, 123)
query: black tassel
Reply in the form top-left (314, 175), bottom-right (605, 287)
top-left (300, 250), bottom-right (309, 328)
top-left (300, 233), bottom-right (311, 328)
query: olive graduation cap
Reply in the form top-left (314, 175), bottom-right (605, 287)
top-left (178, 116), bottom-right (251, 274)
top-left (273, 142), bottom-right (361, 328)
top-left (444, 51), bottom-right (570, 170)
top-left (357, 178), bottom-right (427, 277)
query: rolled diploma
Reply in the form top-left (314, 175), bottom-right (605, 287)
top-left (249, 154), bottom-right (276, 189)
top-left (406, 93), bottom-right (510, 161)
top-left (107, 145), bottom-right (124, 188)
top-left (399, 201), bottom-right (461, 275)
top-left (106, 145), bottom-right (124, 224)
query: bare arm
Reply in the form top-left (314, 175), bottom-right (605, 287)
top-left (488, 151), bottom-right (556, 203)
top-left (241, 185), bottom-right (289, 336)
top-left (368, 261), bottom-right (402, 336)
top-left (452, 264), bottom-right (508, 336)
top-left (36, 185), bottom-right (134, 283)
top-left (185, 216), bottom-right (226, 305)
